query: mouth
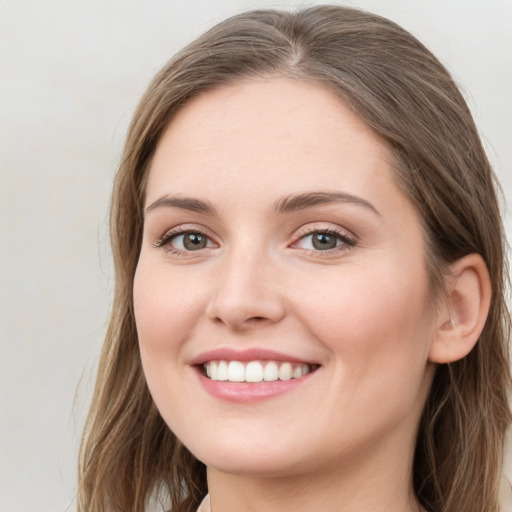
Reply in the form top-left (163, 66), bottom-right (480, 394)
top-left (202, 360), bottom-right (320, 383)
top-left (191, 348), bottom-right (321, 402)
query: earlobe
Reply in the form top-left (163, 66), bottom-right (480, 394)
top-left (429, 254), bottom-right (491, 364)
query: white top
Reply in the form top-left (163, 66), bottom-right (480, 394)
top-left (196, 494), bottom-right (211, 512)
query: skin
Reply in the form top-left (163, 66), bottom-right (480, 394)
top-left (133, 78), bottom-right (439, 512)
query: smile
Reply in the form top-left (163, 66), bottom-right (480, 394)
top-left (203, 360), bottom-right (317, 383)
top-left (192, 349), bottom-right (321, 402)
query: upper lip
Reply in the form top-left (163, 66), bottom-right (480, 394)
top-left (190, 348), bottom-right (318, 366)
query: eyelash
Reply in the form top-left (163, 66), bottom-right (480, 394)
top-left (154, 226), bottom-right (214, 255)
top-left (154, 225), bottom-right (356, 256)
top-left (292, 226), bottom-right (356, 255)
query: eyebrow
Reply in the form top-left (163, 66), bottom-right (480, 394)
top-left (145, 191), bottom-right (380, 217)
top-left (145, 195), bottom-right (217, 215)
top-left (274, 191), bottom-right (380, 216)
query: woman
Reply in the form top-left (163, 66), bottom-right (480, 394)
top-left (78, 5), bottom-right (511, 512)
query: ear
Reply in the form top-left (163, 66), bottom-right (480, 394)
top-left (429, 253), bottom-right (491, 364)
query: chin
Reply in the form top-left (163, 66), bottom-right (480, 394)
top-left (184, 434), bottom-right (314, 478)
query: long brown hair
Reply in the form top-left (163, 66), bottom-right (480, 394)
top-left (78, 6), bottom-right (511, 512)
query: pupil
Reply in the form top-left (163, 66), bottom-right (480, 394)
top-left (312, 233), bottom-right (337, 250)
top-left (184, 233), bottom-right (206, 250)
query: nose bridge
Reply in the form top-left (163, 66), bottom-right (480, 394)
top-left (208, 235), bottom-right (285, 328)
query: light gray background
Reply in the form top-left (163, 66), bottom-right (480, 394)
top-left (1, 1), bottom-right (511, 511)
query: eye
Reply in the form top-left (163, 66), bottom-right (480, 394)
top-left (155, 228), bottom-right (217, 254)
top-left (294, 228), bottom-right (356, 252)
top-left (172, 232), bottom-right (210, 251)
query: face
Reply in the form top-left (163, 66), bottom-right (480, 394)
top-left (134, 78), bottom-right (437, 479)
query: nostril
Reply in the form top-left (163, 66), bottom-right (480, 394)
top-left (210, 315), bottom-right (267, 327)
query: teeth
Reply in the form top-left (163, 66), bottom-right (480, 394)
top-left (228, 361), bottom-right (245, 382)
top-left (246, 361), bottom-right (264, 383)
top-left (204, 360), bottom-right (314, 383)
top-left (293, 365), bottom-right (303, 379)
top-left (278, 362), bottom-right (292, 381)
top-left (217, 361), bottom-right (228, 381)
top-left (263, 361), bottom-right (278, 382)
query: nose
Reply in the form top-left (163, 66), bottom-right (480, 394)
top-left (206, 244), bottom-right (286, 330)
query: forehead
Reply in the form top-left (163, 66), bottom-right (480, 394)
top-left (146, 77), bottom-right (399, 208)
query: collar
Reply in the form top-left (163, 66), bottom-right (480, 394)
top-left (197, 494), bottom-right (211, 512)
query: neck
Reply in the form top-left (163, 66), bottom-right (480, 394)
top-left (206, 428), bottom-right (424, 512)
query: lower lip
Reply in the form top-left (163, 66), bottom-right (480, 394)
top-left (196, 368), bottom-right (317, 403)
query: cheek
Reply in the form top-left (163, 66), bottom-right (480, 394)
top-left (299, 268), bottom-right (435, 440)
top-left (132, 260), bottom-right (208, 414)
top-left (133, 261), bottom-right (205, 354)
top-left (294, 261), bottom-right (435, 380)
top-left (133, 260), bottom-right (207, 426)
